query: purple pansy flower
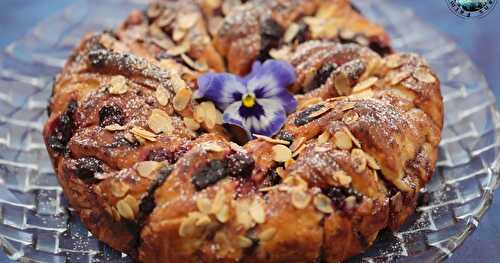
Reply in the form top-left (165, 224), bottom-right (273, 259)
top-left (195, 60), bottom-right (297, 138)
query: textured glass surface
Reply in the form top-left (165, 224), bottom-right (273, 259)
top-left (0, 0), bottom-right (498, 262)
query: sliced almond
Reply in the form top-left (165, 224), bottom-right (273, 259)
top-left (123, 194), bottom-right (139, 215)
top-left (170, 74), bottom-right (187, 92)
top-left (342, 111), bottom-right (359, 125)
top-left (284, 23), bottom-right (301, 43)
top-left (148, 109), bottom-right (173, 134)
top-left (283, 176), bottom-right (308, 189)
top-left (131, 126), bottom-right (157, 142)
top-left (298, 97), bottom-right (323, 110)
top-left (173, 87), bottom-right (192, 112)
top-left (201, 142), bottom-right (225, 152)
top-left (390, 70), bottom-right (412, 85)
top-left (238, 236), bottom-right (254, 248)
top-left (201, 101), bottom-right (217, 129)
top-left (254, 134), bottom-right (290, 145)
top-left (289, 136), bottom-right (306, 152)
top-left (236, 200), bottom-right (255, 229)
top-left (291, 189), bottom-right (311, 209)
top-left (193, 104), bottom-right (205, 123)
top-left (333, 131), bottom-right (352, 150)
top-left (104, 124), bottom-right (126, 132)
top-left (195, 214), bottom-right (212, 227)
top-left (272, 144), bottom-right (292, 163)
top-left (181, 53), bottom-right (208, 72)
top-left (292, 143), bottom-right (307, 158)
top-left (179, 213), bottom-right (198, 237)
top-left (343, 127), bottom-right (361, 148)
top-left (215, 204), bottom-right (230, 223)
top-left (211, 190), bottom-right (226, 214)
top-left (155, 86), bottom-right (171, 106)
top-left (184, 117), bottom-right (200, 131)
top-left (351, 148), bottom-right (367, 173)
top-left (249, 198), bottom-right (265, 224)
top-left (116, 199), bottom-right (135, 220)
top-left (317, 131), bottom-right (330, 144)
top-left (177, 12), bottom-right (199, 30)
top-left (413, 67), bottom-right (436, 83)
top-left (135, 161), bottom-right (163, 179)
top-left (172, 28), bottom-right (187, 42)
top-left (332, 170), bottom-right (352, 187)
top-left (196, 197), bottom-right (212, 214)
top-left (111, 181), bottom-right (129, 198)
top-left (344, 196), bottom-right (357, 210)
top-left (108, 75), bottom-right (128, 95)
top-left (269, 46), bottom-right (291, 60)
top-left (385, 55), bottom-right (404, 69)
top-left (308, 105), bottom-right (332, 119)
top-left (166, 42), bottom-right (190, 56)
top-left (258, 227), bottom-right (277, 241)
top-left (314, 194), bottom-right (333, 214)
top-left (352, 77), bottom-right (378, 93)
top-left (365, 153), bottom-right (381, 170)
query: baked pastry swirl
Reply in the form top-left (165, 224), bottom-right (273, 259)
top-left (43, 0), bottom-right (443, 262)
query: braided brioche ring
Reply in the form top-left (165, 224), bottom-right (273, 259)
top-left (43, 0), bottom-right (442, 262)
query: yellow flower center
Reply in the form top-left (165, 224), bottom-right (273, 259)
top-left (242, 93), bottom-right (256, 108)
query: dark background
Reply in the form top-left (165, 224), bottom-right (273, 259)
top-left (0, 0), bottom-right (499, 262)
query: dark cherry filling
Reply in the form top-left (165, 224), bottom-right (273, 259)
top-left (74, 157), bottom-right (103, 181)
top-left (139, 166), bottom-right (174, 217)
top-left (323, 186), bottom-right (364, 208)
top-left (277, 131), bottom-right (294, 145)
top-left (47, 100), bottom-right (78, 154)
top-left (258, 18), bottom-right (284, 61)
top-left (306, 62), bottom-right (338, 92)
top-left (99, 105), bottom-right (125, 127)
top-left (294, 22), bottom-right (310, 44)
top-left (192, 151), bottom-right (255, 191)
top-left (294, 104), bottom-right (325, 126)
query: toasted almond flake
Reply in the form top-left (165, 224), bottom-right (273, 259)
top-left (353, 77), bottom-right (378, 93)
top-left (111, 181), bottom-right (129, 198)
top-left (289, 136), bottom-right (306, 152)
top-left (104, 124), bottom-right (126, 132)
top-left (181, 53), bottom-right (208, 72)
top-left (339, 102), bottom-right (357, 112)
top-left (332, 170), bottom-right (352, 187)
top-left (124, 194), bottom-right (139, 215)
top-left (172, 28), bottom-right (187, 42)
top-left (254, 134), bottom-right (290, 145)
top-left (184, 117), bottom-right (200, 131)
top-left (179, 214), bottom-right (197, 237)
top-left (173, 87), bottom-right (192, 112)
top-left (170, 74), bottom-right (187, 91)
top-left (193, 104), bottom-right (205, 123)
top-left (201, 101), bottom-right (217, 129)
top-left (390, 70), bottom-right (412, 85)
top-left (116, 199), bottom-right (135, 220)
top-left (205, 0), bottom-right (222, 9)
top-left (124, 132), bottom-right (137, 143)
top-left (215, 204), bottom-right (230, 223)
top-left (314, 194), bottom-right (333, 214)
top-left (211, 190), bottom-right (226, 214)
top-left (365, 153), bottom-right (381, 170)
top-left (196, 214), bottom-right (212, 227)
top-left (413, 67), bottom-right (436, 83)
top-left (385, 55), bottom-right (404, 69)
top-left (235, 201), bottom-right (255, 229)
top-left (342, 111), bottom-right (359, 125)
top-left (344, 196), bottom-right (357, 210)
top-left (202, 142), bottom-right (225, 153)
top-left (148, 109), bottom-right (173, 134)
top-left (351, 148), bottom-right (367, 173)
top-left (291, 189), bottom-right (311, 209)
top-left (275, 167), bottom-right (285, 177)
top-left (269, 46), bottom-right (290, 60)
top-left (238, 236), bottom-right (254, 248)
top-left (308, 104), bottom-right (332, 119)
top-left (131, 126), bottom-right (158, 142)
top-left (135, 161), bottom-right (163, 179)
top-left (298, 97), bottom-right (323, 110)
top-left (333, 131), bottom-right (352, 150)
top-left (178, 12), bottom-right (199, 30)
top-left (343, 127), bottom-right (361, 148)
top-left (283, 176), bottom-right (308, 189)
top-left (284, 23), bottom-right (301, 43)
top-left (272, 144), bottom-right (292, 163)
top-left (249, 198), bottom-right (265, 224)
top-left (166, 42), bottom-right (190, 56)
top-left (155, 86), bottom-right (171, 106)
top-left (196, 197), bottom-right (212, 214)
top-left (350, 88), bottom-right (374, 99)
top-left (317, 131), bottom-right (330, 144)
top-left (258, 227), bottom-right (277, 241)
top-left (111, 207), bottom-right (121, 221)
top-left (108, 75), bottom-right (128, 95)
top-left (259, 185), bottom-right (280, 192)
top-left (292, 143), bottom-right (307, 158)
top-left (314, 145), bottom-right (330, 152)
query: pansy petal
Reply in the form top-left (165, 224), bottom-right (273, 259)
top-left (245, 98), bottom-right (287, 137)
top-left (246, 60), bottom-right (296, 97)
top-left (274, 90), bottom-right (297, 114)
top-left (242, 61), bottom-right (263, 84)
top-left (196, 73), bottom-right (246, 110)
top-left (223, 102), bottom-right (252, 138)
